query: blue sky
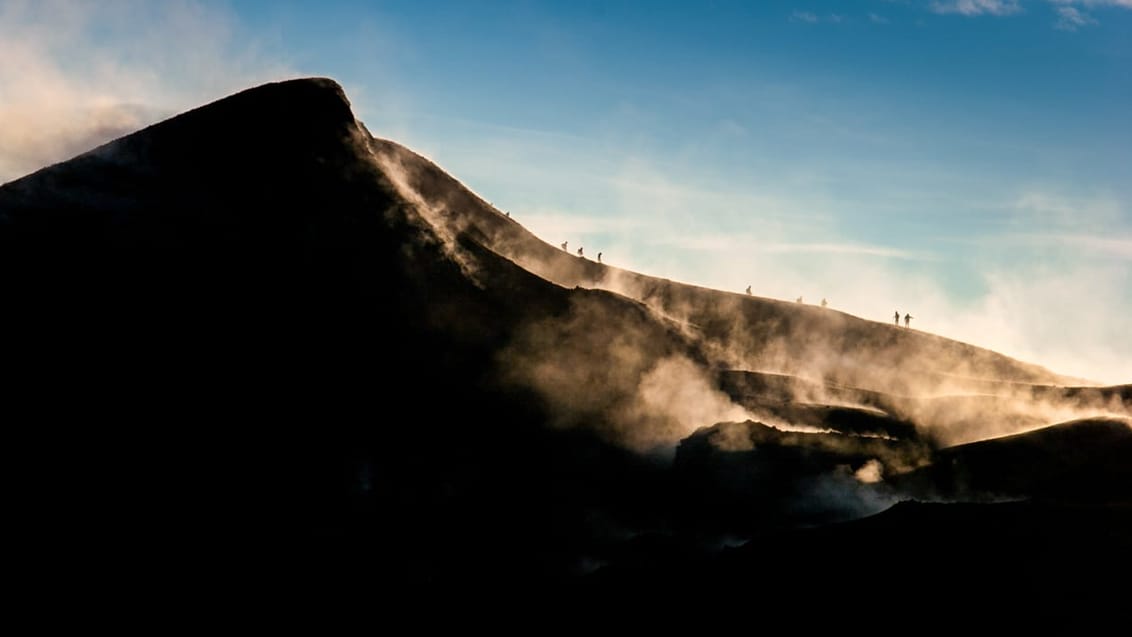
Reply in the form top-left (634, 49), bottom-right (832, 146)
top-left (1, 0), bottom-right (1129, 382)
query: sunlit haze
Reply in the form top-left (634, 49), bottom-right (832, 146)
top-left (3, 0), bottom-right (1129, 383)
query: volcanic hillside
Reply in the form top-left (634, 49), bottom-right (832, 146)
top-left (3, 77), bottom-right (1128, 619)
top-left (369, 132), bottom-right (1128, 448)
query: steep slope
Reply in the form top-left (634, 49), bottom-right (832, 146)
top-left (0, 77), bottom-right (702, 590)
top-left (3, 77), bottom-right (1129, 616)
top-left (892, 417), bottom-right (1132, 502)
top-left (369, 135), bottom-right (1127, 446)
top-left (370, 136), bottom-right (1080, 391)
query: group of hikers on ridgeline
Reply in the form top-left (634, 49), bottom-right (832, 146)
top-left (559, 249), bottom-right (913, 327)
top-left (747, 287), bottom-right (831, 310)
top-left (748, 286), bottom-right (915, 327)
top-left (561, 241), bottom-right (601, 263)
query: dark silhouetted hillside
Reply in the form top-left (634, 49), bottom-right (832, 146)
top-left (3, 77), bottom-right (1129, 621)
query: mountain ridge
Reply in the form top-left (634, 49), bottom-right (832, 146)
top-left (2, 76), bottom-right (1128, 618)
top-left (0, 75), bottom-right (1094, 391)
top-left (366, 129), bottom-right (1084, 389)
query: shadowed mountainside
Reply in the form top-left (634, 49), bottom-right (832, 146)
top-left (371, 132), bottom-right (1129, 449)
top-left (3, 77), bottom-right (1128, 619)
top-left (371, 136), bottom-right (1081, 388)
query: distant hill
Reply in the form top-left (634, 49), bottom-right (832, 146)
top-left (2, 77), bottom-right (1128, 620)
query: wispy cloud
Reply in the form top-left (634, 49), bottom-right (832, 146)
top-left (758, 242), bottom-right (926, 259)
top-left (0, 0), bottom-right (294, 184)
top-left (869, 13), bottom-right (892, 23)
top-left (1011, 189), bottom-right (1124, 229)
top-left (790, 10), bottom-right (846, 23)
top-left (1055, 5), bottom-right (1100, 28)
top-left (955, 189), bottom-right (1132, 261)
top-left (929, 0), bottom-right (1132, 28)
top-left (1049, 0), bottom-right (1132, 29)
top-left (1008, 233), bottom-right (1132, 260)
top-left (930, 0), bottom-right (1022, 15)
top-left (1050, 0), bottom-right (1132, 8)
top-left (1064, 235), bottom-right (1132, 260)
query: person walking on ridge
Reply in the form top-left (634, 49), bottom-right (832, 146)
top-left (894, 311), bottom-right (900, 326)
top-left (746, 285), bottom-right (752, 295)
top-left (561, 241), bottom-right (568, 251)
top-left (904, 313), bottom-right (912, 328)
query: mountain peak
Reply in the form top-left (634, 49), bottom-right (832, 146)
top-left (127, 75), bottom-right (360, 152)
top-left (185, 76), bottom-right (355, 127)
top-left (3, 75), bottom-right (1129, 615)
top-left (0, 75), bottom-right (375, 223)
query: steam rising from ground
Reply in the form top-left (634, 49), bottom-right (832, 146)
top-left (375, 149), bottom-right (1130, 450)
top-left (8, 0), bottom-right (1123, 457)
top-left (436, 135), bottom-right (1130, 386)
top-left (503, 233), bottom-right (1129, 448)
top-left (498, 295), bottom-right (755, 453)
top-left (0, 0), bottom-right (293, 183)
top-left (601, 216), bottom-right (1129, 387)
top-left (620, 357), bottom-right (754, 451)
top-left (854, 459), bottom-right (884, 483)
top-left (363, 131), bottom-right (1130, 455)
top-left (363, 143), bottom-right (758, 453)
top-left (368, 146), bottom-right (487, 286)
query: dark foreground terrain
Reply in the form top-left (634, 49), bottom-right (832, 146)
top-left (3, 78), bottom-right (1128, 624)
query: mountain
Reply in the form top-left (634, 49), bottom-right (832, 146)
top-left (3, 77), bottom-right (1128, 622)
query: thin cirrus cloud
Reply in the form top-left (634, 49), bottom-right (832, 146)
top-left (1003, 194), bottom-right (1132, 259)
top-left (796, 1), bottom-right (1131, 28)
top-left (1051, 0), bottom-right (1132, 7)
top-left (1050, 0), bottom-right (1132, 28)
top-left (930, 0), bottom-right (1132, 27)
top-left (756, 242), bottom-right (926, 260)
top-left (790, 10), bottom-right (846, 23)
top-left (632, 232), bottom-right (922, 260)
top-left (930, 0), bottom-right (1022, 15)
top-left (1055, 6), bottom-right (1100, 28)
top-left (1019, 234), bottom-right (1132, 260)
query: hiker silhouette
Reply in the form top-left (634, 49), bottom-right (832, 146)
top-left (746, 285), bottom-right (752, 295)
top-left (894, 311), bottom-right (900, 325)
top-left (597, 252), bottom-right (602, 263)
top-left (577, 247), bottom-right (584, 257)
top-left (561, 241), bottom-right (568, 251)
top-left (821, 298), bottom-right (827, 308)
top-left (904, 313), bottom-right (913, 328)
